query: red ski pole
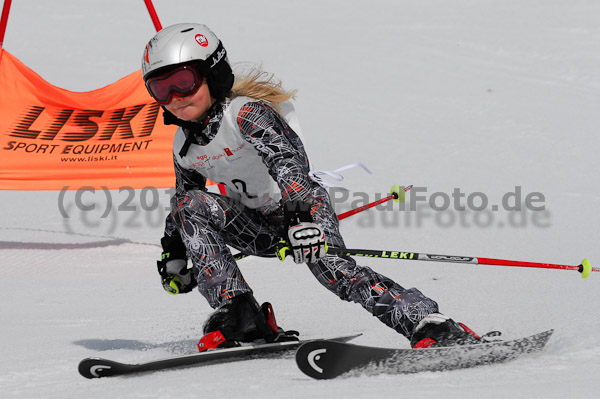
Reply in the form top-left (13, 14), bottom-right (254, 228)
top-left (337, 185), bottom-right (412, 221)
top-left (326, 247), bottom-right (598, 279)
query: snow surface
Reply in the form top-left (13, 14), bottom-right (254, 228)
top-left (2, 0), bottom-right (600, 398)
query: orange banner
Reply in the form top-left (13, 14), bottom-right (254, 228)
top-left (0, 49), bottom-right (178, 190)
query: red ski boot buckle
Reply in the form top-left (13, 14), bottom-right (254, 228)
top-left (197, 331), bottom-right (227, 352)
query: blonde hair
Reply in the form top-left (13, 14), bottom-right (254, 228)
top-left (230, 68), bottom-right (297, 113)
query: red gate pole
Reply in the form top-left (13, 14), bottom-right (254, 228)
top-left (0, 0), bottom-right (13, 48)
top-left (143, 0), bottom-right (162, 32)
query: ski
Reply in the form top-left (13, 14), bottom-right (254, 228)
top-left (296, 329), bottom-right (554, 379)
top-left (78, 334), bottom-right (360, 379)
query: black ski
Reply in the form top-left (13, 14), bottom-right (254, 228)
top-left (78, 334), bottom-right (360, 379)
top-left (296, 329), bottom-right (554, 379)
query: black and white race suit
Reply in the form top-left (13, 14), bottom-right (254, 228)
top-left (161, 96), bottom-right (439, 338)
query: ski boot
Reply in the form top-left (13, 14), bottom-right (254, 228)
top-left (197, 292), bottom-right (299, 352)
top-left (410, 313), bottom-right (496, 348)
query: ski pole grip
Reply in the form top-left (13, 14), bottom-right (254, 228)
top-left (276, 241), bottom-right (292, 261)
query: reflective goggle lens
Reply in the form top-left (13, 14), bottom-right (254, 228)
top-left (146, 66), bottom-right (204, 104)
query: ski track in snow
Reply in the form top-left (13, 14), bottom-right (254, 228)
top-left (1, 1), bottom-right (599, 398)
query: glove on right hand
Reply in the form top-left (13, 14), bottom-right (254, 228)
top-left (157, 258), bottom-right (196, 295)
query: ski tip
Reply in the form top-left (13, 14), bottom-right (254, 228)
top-left (295, 340), bottom-right (338, 380)
top-left (78, 357), bottom-right (120, 379)
top-left (579, 259), bottom-right (592, 279)
top-left (79, 358), bottom-right (102, 379)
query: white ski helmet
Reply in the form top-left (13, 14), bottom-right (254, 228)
top-left (142, 23), bottom-right (234, 100)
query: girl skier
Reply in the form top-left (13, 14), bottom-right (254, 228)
top-left (142, 23), bottom-right (481, 350)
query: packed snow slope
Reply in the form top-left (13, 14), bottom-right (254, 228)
top-left (1, 1), bottom-right (599, 398)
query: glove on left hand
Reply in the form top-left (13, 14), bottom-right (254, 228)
top-left (287, 222), bottom-right (327, 264)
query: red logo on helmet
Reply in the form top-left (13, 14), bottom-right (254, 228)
top-left (144, 44), bottom-right (150, 63)
top-left (195, 34), bottom-right (209, 47)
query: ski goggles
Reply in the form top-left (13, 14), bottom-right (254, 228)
top-left (145, 65), bottom-right (205, 105)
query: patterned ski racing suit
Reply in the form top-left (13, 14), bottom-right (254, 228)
top-left (162, 99), bottom-right (439, 338)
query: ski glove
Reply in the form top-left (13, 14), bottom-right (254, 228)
top-left (156, 258), bottom-right (196, 295)
top-left (287, 222), bottom-right (327, 264)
